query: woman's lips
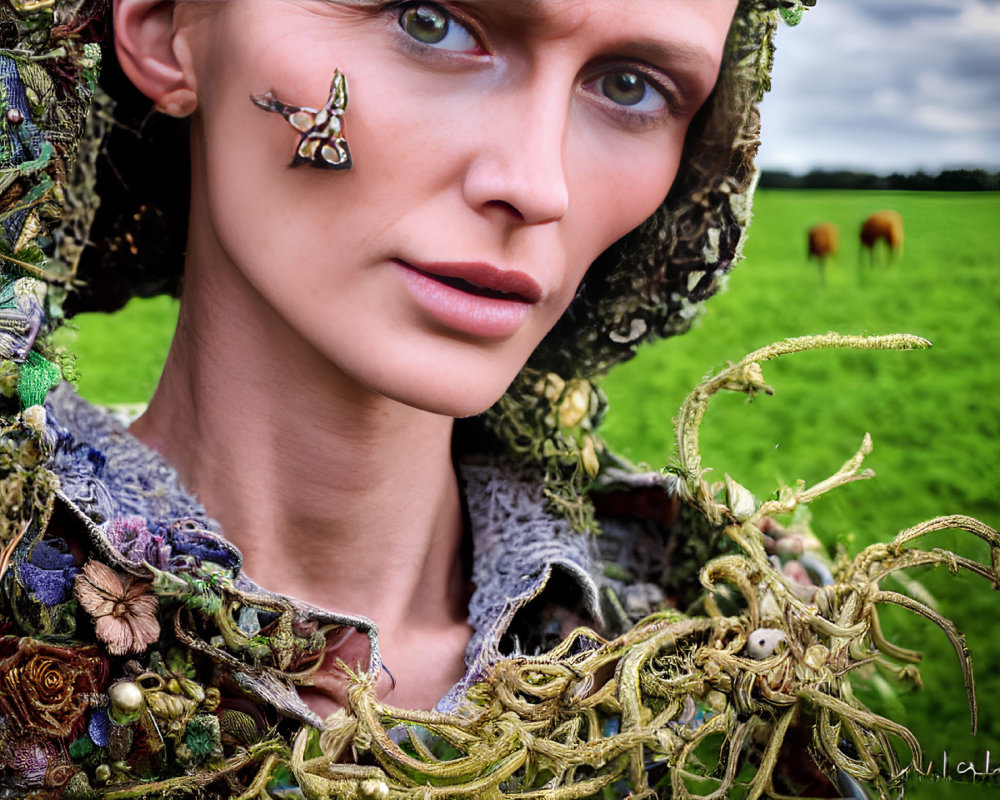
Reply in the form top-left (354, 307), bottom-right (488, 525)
top-left (394, 259), bottom-right (541, 339)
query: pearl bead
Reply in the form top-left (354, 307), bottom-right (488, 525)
top-left (109, 681), bottom-right (143, 715)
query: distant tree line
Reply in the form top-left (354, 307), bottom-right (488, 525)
top-left (759, 168), bottom-right (999, 191)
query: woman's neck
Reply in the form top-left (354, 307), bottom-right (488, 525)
top-left (129, 247), bottom-right (472, 707)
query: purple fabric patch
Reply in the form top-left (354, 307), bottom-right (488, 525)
top-left (168, 528), bottom-right (240, 568)
top-left (18, 539), bottom-right (77, 606)
top-left (9, 741), bottom-right (54, 787)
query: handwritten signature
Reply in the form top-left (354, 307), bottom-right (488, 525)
top-left (909, 750), bottom-right (1000, 781)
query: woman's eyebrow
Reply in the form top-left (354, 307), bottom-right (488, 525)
top-left (607, 39), bottom-right (719, 74)
top-left (478, 0), bottom-right (545, 14)
top-left (457, 0), bottom-right (720, 72)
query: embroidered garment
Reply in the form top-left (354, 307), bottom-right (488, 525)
top-left (44, 382), bottom-right (607, 709)
top-left (0, 382), bottom-right (692, 796)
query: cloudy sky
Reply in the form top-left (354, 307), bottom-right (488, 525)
top-left (755, 0), bottom-right (1000, 175)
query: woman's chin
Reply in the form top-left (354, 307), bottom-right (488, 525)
top-left (387, 384), bottom-right (507, 421)
top-left (364, 367), bottom-right (514, 421)
top-left (328, 340), bottom-right (527, 421)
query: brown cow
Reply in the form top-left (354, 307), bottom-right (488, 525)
top-left (808, 222), bottom-right (838, 283)
top-left (860, 209), bottom-right (903, 264)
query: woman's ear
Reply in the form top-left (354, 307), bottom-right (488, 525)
top-left (114, 0), bottom-right (198, 117)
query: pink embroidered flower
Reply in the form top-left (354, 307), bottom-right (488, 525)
top-left (105, 516), bottom-right (172, 569)
top-left (74, 560), bottom-right (160, 656)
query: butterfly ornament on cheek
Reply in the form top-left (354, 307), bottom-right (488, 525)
top-left (251, 69), bottom-right (352, 170)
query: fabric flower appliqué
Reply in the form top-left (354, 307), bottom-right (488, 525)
top-left (74, 560), bottom-right (161, 656)
top-left (105, 516), bottom-right (171, 569)
top-left (0, 637), bottom-right (106, 740)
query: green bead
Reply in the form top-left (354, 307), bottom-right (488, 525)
top-left (68, 735), bottom-right (95, 759)
top-left (780, 6), bottom-right (804, 26)
top-left (17, 350), bottom-right (62, 408)
top-left (181, 714), bottom-right (221, 763)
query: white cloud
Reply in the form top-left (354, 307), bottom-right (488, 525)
top-left (959, 2), bottom-right (1000, 33)
top-left (914, 104), bottom-right (994, 135)
top-left (755, 0), bottom-right (1000, 173)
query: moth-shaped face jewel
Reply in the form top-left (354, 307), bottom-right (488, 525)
top-left (251, 70), bottom-right (352, 170)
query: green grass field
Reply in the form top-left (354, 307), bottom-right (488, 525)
top-left (64, 190), bottom-right (1000, 797)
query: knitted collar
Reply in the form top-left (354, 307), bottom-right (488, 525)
top-left (42, 383), bottom-right (604, 721)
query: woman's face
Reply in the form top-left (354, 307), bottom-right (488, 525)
top-left (174, 0), bottom-right (736, 416)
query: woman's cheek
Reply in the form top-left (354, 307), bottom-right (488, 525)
top-left (574, 112), bottom-right (685, 231)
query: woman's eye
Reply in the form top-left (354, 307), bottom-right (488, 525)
top-left (398, 3), bottom-right (479, 52)
top-left (597, 71), bottom-right (668, 113)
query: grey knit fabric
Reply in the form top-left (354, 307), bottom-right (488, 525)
top-left (44, 385), bottom-right (625, 714)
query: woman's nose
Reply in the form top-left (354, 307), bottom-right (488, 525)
top-left (461, 87), bottom-right (571, 226)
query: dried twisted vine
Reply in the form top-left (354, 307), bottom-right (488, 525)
top-left (264, 333), bottom-right (998, 800)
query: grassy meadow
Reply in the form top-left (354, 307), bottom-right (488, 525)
top-left (63, 190), bottom-right (1000, 797)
